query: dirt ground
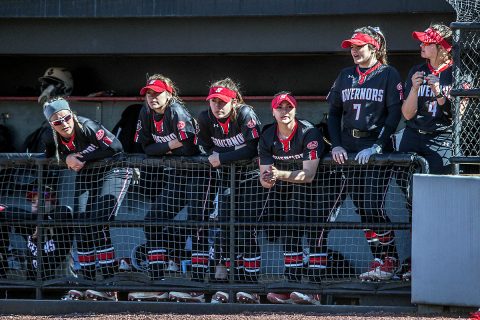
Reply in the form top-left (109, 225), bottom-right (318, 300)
top-left (0, 313), bottom-right (469, 320)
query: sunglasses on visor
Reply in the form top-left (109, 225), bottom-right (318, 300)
top-left (50, 113), bottom-right (72, 126)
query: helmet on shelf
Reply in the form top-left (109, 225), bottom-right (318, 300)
top-left (38, 67), bottom-right (74, 102)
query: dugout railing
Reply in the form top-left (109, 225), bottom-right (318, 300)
top-left (0, 153), bottom-right (427, 302)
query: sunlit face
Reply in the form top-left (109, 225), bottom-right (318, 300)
top-left (209, 97), bottom-right (235, 119)
top-left (49, 110), bottom-right (74, 138)
top-left (146, 89), bottom-right (171, 114)
top-left (273, 101), bottom-right (296, 125)
top-left (350, 44), bottom-right (376, 67)
top-left (420, 42), bottom-right (439, 60)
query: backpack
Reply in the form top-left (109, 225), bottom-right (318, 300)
top-left (21, 121), bottom-right (53, 153)
top-left (112, 104), bottom-right (144, 153)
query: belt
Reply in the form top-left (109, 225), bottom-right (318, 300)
top-left (417, 129), bottom-right (434, 135)
top-left (348, 128), bottom-right (378, 139)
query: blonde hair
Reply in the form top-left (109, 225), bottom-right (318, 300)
top-left (430, 23), bottom-right (453, 62)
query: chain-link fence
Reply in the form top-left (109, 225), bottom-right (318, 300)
top-left (0, 153), bottom-right (427, 302)
top-left (447, 1), bottom-right (480, 169)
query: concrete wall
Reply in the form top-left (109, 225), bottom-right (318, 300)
top-left (412, 174), bottom-right (480, 307)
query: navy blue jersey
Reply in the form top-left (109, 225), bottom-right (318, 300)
top-left (45, 116), bottom-right (123, 162)
top-left (328, 64), bottom-right (403, 131)
top-left (404, 63), bottom-right (453, 132)
top-left (258, 119), bottom-right (324, 165)
top-left (135, 100), bottom-right (199, 156)
top-left (197, 104), bottom-right (261, 154)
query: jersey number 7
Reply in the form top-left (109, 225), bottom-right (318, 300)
top-left (353, 103), bottom-right (362, 120)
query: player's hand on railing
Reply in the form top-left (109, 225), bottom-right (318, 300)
top-left (355, 144), bottom-right (381, 165)
top-left (261, 165), bottom-right (276, 188)
top-left (208, 151), bottom-right (221, 168)
top-left (66, 153), bottom-right (85, 172)
top-left (332, 146), bottom-right (348, 164)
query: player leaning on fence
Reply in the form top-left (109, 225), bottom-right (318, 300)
top-left (128, 74), bottom-right (200, 302)
top-left (168, 78), bottom-right (263, 304)
top-left (327, 26), bottom-right (404, 281)
top-left (258, 92), bottom-right (325, 305)
top-left (43, 97), bottom-right (132, 301)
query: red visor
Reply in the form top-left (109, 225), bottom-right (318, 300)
top-left (412, 28), bottom-right (452, 52)
top-left (341, 32), bottom-right (380, 50)
top-left (206, 86), bottom-right (237, 103)
top-left (140, 80), bottom-right (173, 95)
top-left (271, 93), bottom-right (297, 109)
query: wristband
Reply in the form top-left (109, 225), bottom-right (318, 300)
top-left (435, 92), bottom-right (444, 99)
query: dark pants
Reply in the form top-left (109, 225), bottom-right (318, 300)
top-left (145, 167), bottom-right (187, 280)
top-left (261, 165), bottom-right (340, 283)
top-left (74, 168), bottom-right (132, 281)
top-left (190, 167), bottom-right (261, 283)
top-left (339, 133), bottom-right (399, 262)
top-left (399, 127), bottom-right (452, 174)
top-left (262, 179), bottom-right (313, 282)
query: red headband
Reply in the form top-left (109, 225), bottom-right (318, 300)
top-left (206, 86), bottom-right (237, 103)
top-left (412, 28), bottom-right (452, 52)
top-left (341, 32), bottom-right (380, 50)
top-left (271, 93), bottom-right (297, 109)
top-left (139, 79), bottom-right (173, 95)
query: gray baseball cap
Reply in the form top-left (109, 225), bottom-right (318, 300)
top-left (43, 98), bottom-right (71, 121)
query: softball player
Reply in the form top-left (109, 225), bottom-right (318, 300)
top-left (43, 97), bottom-right (132, 301)
top-left (169, 78), bottom-right (262, 304)
top-left (0, 187), bottom-right (73, 281)
top-left (399, 23), bottom-right (453, 174)
top-left (128, 75), bottom-right (200, 302)
top-left (328, 26), bottom-right (403, 281)
top-left (397, 23), bottom-right (453, 281)
top-left (259, 92), bottom-right (324, 305)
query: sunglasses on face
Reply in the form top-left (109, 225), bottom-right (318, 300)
top-left (50, 113), bottom-right (72, 126)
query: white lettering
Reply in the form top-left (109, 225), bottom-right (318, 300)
top-left (211, 133), bottom-right (245, 148)
top-left (152, 133), bottom-right (177, 143)
top-left (341, 88), bottom-right (384, 102)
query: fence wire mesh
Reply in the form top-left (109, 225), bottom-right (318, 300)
top-left (449, 5), bottom-right (480, 160)
top-left (447, 0), bottom-right (480, 23)
top-left (0, 154), bottom-right (425, 299)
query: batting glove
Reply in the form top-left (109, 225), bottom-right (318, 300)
top-left (355, 144), bottom-right (381, 164)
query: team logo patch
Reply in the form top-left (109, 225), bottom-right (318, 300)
top-left (396, 83), bottom-right (403, 91)
top-left (177, 121), bottom-right (186, 130)
top-left (96, 129), bottom-right (105, 140)
top-left (247, 119), bottom-right (256, 128)
top-left (307, 141), bottom-right (318, 150)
